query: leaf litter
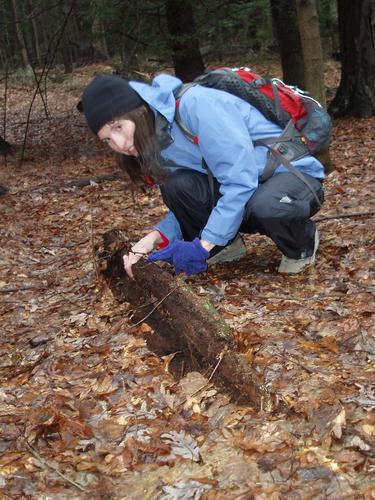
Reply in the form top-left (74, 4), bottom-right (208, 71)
top-left (0, 64), bottom-right (374, 498)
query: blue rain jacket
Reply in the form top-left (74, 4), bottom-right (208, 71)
top-left (130, 74), bottom-right (324, 247)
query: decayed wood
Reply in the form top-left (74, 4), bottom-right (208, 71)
top-left (101, 229), bottom-right (274, 411)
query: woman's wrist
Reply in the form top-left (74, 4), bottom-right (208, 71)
top-left (148, 230), bottom-right (164, 246)
top-left (131, 230), bottom-right (163, 254)
top-left (200, 239), bottom-right (215, 252)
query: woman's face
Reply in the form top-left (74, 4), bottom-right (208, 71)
top-left (98, 119), bottom-right (138, 156)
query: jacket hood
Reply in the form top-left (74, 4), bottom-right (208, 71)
top-left (129, 74), bottom-right (182, 123)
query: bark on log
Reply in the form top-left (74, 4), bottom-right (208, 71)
top-left (101, 229), bottom-right (274, 411)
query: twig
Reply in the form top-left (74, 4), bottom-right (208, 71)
top-left (2, 354), bottom-right (45, 378)
top-left (88, 189), bottom-right (101, 283)
top-left (63, 173), bottom-right (125, 189)
top-left (355, 283), bottom-right (375, 293)
top-left (273, 348), bottom-right (324, 375)
top-left (11, 175), bottom-right (126, 195)
top-left (252, 293), bottom-right (342, 302)
top-left (283, 355), bottom-right (317, 374)
top-left (19, 0), bottom-right (77, 164)
top-left (51, 288), bottom-right (79, 306)
top-left (0, 285), bottom-right (46, 293)
top-left (25, 441), bottom-right (86, 492)
top-left (175, 383), bottom-right (211, 408)
top-left (44, 238), bottom-right (90, 249)
top-left (2, 62), bottom-right (9, 166)
top-left (130, 285), bottom-right (179, 327)
top-left (315, 210), bottom-right (375, 221)
top-left (208, 346), bottom-right (228, 381)
top-left (127, 298), bottom-right (159, 320)
top-left (253, 296), bottom-right (302, 302)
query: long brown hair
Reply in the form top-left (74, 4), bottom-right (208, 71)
top-left (116, 104), bottom-right (166, 186)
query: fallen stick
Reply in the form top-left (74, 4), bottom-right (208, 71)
top-left (315, 210), bottom-right (375, 221)
top-left (26, 441), bottom-right (86, 492)
top-left (63, 173), bottom-right (125, 189)
top-left (101, 228), bottom-right (274, 411)
top-left (0, 284), bottom-right (46, 293)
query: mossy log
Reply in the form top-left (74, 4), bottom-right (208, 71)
top-left (101, 228), bottom-right (274, 411)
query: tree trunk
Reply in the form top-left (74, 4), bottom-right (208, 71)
top-left (211, 2), bottom-right (229, 61)
top-left (11, 0), bottom-right (29, 67)
top-left (270, 0), bottom-right (305, 87)
top-left (101, 229), bottom-right (274, 411)
top-left (27, 0), bottom-right (42, 66)
top-left (165, 0), bottom-right (205, 82)
top-left (0, 135), bottom-right (13, 154)
top-left (121, 17), bottom-right (140, 77)
top-left (0, 134), bottom-right (12, 194)
top-left (91, 17), bottom-right (109, 60)
top-left (59, 2), bottom-right (73, 73)
top-left (70, 13), bottom-right (80, 62)
top-left (316, 0), bottom-right (339, 55)
top-left (295, 0), bottom-right (326, 107)
top-left (329, 0), bottom-right (375, 117)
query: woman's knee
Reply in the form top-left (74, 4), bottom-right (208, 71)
top-left (246, 173), bottom-right (324, 223)
top-left (245, 194), bottom-right (311, 227)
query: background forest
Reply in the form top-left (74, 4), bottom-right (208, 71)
top-left (0, 1), bottom-right (375, 498)
top-left (1, 0), bottom-right (375, 128)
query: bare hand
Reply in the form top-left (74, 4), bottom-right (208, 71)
top-left (123, 251), bottom-right (144, 279)
top-left (123, 230), bottom-right (163, 278)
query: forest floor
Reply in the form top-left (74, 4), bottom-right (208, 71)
top-left (0, 61), bottom-right (374, 499)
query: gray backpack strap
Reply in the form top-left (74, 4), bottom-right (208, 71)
top-left (255, 121), bottom-right (322, 208)
top-left (174, 83), bottom-right (198, 143)
top-left (265, 148), bottom-right (322, 208)
top-left (254, 120), bottom-right (309, 181)
top-left (271, 81), bottom-right (284, 123)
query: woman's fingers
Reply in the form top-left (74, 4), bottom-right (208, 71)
top-left (123, 252), bottom-right (142, 278)
top-left (123, 231), bottom-right (163, 278)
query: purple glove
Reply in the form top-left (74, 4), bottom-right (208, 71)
top-left (148, 238), bottom-right (209, 276)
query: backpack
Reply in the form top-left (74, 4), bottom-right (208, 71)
top-left (174, 67), bottom-right (332, 206)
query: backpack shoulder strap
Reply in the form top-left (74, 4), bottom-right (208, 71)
top-left (174, 83), bottom-right (199, 144)
top-left (255, 121), bottom-right (322, 207)
top-left (262, 146), bottom-right (323, 207)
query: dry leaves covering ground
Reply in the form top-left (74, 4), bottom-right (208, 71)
top-left (0, 64), bottom-right (374, 499)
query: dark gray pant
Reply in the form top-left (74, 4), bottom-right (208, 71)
top-left (160, 169), bottom-right (324, 259)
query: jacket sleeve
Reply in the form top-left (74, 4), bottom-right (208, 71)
top-left (179, 88), bottom-right (260, 246)
top-left (153, 210), bottom-right (183, 243)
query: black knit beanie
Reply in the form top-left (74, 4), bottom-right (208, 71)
top-left (81, 74), bottom-right (143, 134)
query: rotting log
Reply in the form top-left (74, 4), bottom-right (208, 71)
top-left (101, 228), bottom-right (274, 411)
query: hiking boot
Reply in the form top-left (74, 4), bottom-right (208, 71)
top-left (278, 230), bottom-right (319, 274)
top-left (207, 235), bottom-right (246, 265)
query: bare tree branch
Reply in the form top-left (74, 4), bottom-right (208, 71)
top-left (19, 0), bottom-right (77, 163)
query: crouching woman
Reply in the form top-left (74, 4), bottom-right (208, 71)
top-left (81, 73), bottom-right (324, 277)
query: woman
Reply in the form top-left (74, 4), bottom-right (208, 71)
top-left (81, 73), bottom-right (324, 277)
